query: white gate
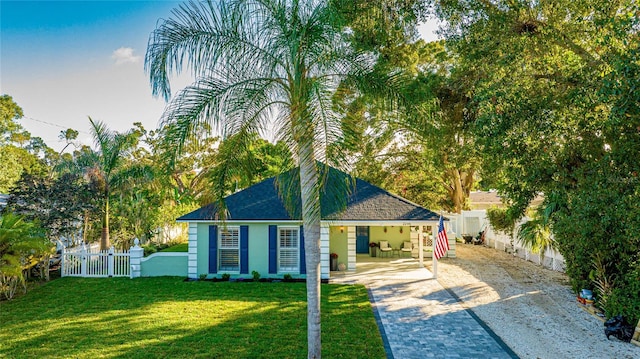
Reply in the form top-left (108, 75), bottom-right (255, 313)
top-left (62, 246), bottom-right (130, 277)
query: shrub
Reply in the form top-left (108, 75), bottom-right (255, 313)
top-left (141, 243), bottom-right (158, 257)
top-left (603, 260), bottom-right (640, 323)
top-left (283, 274), bottom-right (292, 282)
top-left (550, 175), bottom-right (640, 320)
top-left (0, 212), bottom-right (53, 300)
top-left (486, 207), bottom-right (516, 235)
top-left (251, 270), bottom-right (260, 281)
top-left (221, 273), bottom-right (230, 281)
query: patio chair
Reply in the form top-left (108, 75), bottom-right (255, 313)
top-left (379, 240), bottom-right (392, 257)
top-left (401, 241), bottom-right (412, 257)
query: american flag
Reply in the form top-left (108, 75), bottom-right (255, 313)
top-left (434, 215), bottom-right (449, 260)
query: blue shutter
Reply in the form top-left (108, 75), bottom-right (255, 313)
top-left (240, 225), bottom-right (249, 274)
top-left (268, 225), bottom-right (277, 274)
top-left (299, 225), bottom-right (306, 274)
top-left (209, 225), bottom-right (218, 274)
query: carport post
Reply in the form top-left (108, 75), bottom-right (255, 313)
top-left (432, 225), bottom-right (438, 279)
top-left (418, 226), bottom-right (424, 266)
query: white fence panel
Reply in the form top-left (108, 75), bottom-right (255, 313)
top-left (464, 210), bottom-right (567, 273)
top-left (112, 251), bottom-right (130, 276)
top-left (62, 246), bottom-right (130, 278)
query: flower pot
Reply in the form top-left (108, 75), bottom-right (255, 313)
top-left (330, 257), bottom-right (338, 271)
top-left (370, 246), bottom-right (377, 257)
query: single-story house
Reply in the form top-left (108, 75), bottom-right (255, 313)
top-left (177, 167), bottom-right (451, 280)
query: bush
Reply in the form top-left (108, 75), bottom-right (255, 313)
top-left (221, 273), bottom-right (230, 281)
top-left (252, 270), bottom-right (260, 281)
top-left (141, 243), bottom-right (158, 257)
top-left (551, 174), bottom-right (640, 321)
top-left (0, 212), bottom-right (53, 300)
top-left (486, 206), bottom-right (516, 235)
top-left (603, 261), bottom-right (640, 323)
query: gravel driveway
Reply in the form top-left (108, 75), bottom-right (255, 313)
top-left (435, 244), bottom-right (640, 359)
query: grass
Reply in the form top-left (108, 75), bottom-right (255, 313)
top-left (0, 277), bottom-right (385, 359)
top-left (159, 242), bottom-right (189, 252)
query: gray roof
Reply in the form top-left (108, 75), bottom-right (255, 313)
top-left (178, 168), bottom-right (441, 222)
top-left (0, 194), bottom-right (8, 209)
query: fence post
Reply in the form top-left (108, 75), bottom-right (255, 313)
top-left (61, 247), bottom-right (66, 277)
top-left (80, 244), bottom-right (87, 277)
top-left (130, 238), bottom-right (143, 279)
top-left (108, 246), bottom-right (115, 277)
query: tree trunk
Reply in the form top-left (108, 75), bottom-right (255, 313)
top-left (462, 169), bottom-right (475, 200)
top-left (100, 195), bottom-right (110, 251)
top-left (452, 169), bottom-right (463, 213)
top-left (298, 144), bottom-right (322, 359)
top-left (83, 210), bottom-right (90, 243)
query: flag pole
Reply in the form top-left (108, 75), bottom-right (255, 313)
top-left (433, 212), bottom-right (449, 280)
top-left (418, 225), bottom-right (424, 266)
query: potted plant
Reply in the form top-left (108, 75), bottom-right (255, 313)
top-left (369, 242), bottom-right (378, 257)
top-left (330, 253), bottom-right (338, 271)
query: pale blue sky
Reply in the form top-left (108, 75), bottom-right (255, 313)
top-left (1, 0), bottom-right (439, 152)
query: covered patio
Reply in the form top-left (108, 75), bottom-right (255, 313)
top-left (324, 221), bottom-right (456, 279)
top-left (329, 253), bottom-right (433, 284)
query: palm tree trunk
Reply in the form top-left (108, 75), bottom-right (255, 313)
top-left (100, 195), bottom-right (110, 250)
top-left (298, 144), bottom-right (322, 359)
top-left (83, 209), bottom-right (90, 243)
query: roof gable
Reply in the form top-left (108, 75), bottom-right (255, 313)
top-left (178, 168), bottom-right (440, 222)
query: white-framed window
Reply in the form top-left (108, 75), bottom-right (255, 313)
top-left (219, 227), bottom-right (240, 272)
top-left (278, 227), bottom-right (299, 272)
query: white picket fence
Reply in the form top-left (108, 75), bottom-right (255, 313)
top-left (447, 210), bottom-right (566, 273)
top-left (485, 225), bottom-right (566, 272)
top-left (61, 246), bottom-right (130, 278)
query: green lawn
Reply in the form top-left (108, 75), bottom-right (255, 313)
top-left (159, 242), bottom-right (189, 252)
top-left (0, 277), bottom-right (385, 359)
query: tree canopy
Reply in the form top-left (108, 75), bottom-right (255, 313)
top-left (431, 0), bottom-right (640, 319)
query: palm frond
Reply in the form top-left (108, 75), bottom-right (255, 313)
top-left (109, 164), bottom-right (157, 190)
top-left (517, 217), bottom-right (554, 255)
top-left (88, 117), bottom-right (114, 160)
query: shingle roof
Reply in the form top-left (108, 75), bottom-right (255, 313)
top-left (0, 194), bottom-right (8, 210)
top-left (178, 167), bottom-right (441, 222)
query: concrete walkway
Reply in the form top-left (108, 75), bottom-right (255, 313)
top-left (331, 255), bottom-right (518, 359)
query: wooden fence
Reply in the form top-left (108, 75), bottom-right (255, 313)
top-left (61, 246), bottom-right (130, 278)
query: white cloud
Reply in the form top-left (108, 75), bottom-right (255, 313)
top-left (111, 47), bottom-right (141, 65)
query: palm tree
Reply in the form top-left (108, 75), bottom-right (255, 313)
top-left (517, 199), bottom-right (558, 259)
top-left (146, 1), bottom-right (398, 357)
top-left (87, 117), bottom-right (137, 250)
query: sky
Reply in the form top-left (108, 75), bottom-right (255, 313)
top-left (1, 0), bottom-right (440, 153)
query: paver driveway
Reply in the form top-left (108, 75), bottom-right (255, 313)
top-left (331, 255), bottom-right (518, 359)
